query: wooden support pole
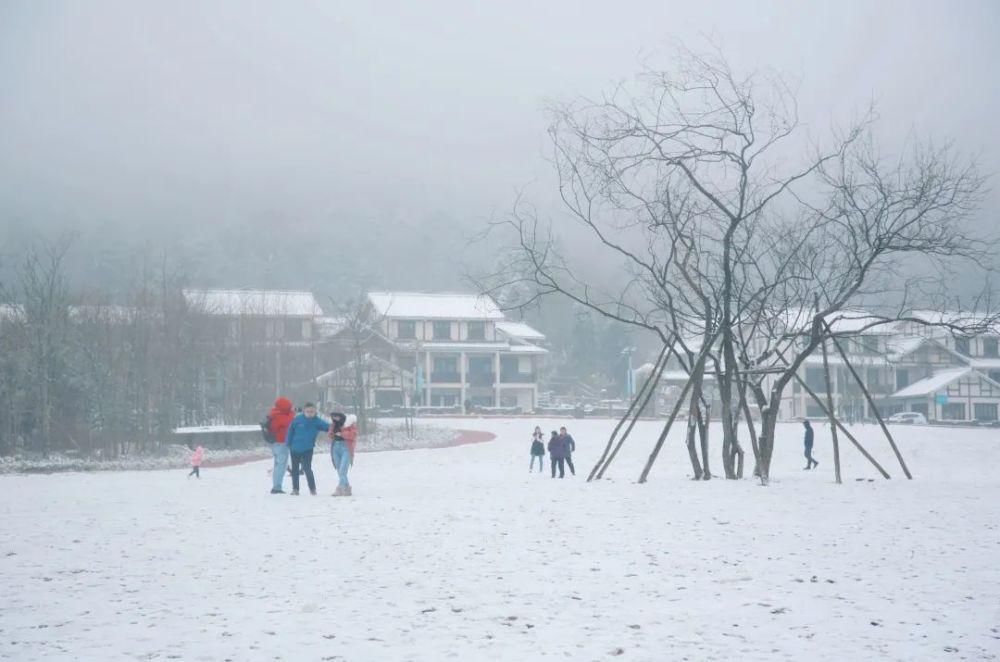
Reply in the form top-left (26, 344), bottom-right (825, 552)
top-left (638, 340), bottom-right (718, 484)
top-left (588, 344), bottom-right (668, 481)
top-left (774, 346), bottom-right (891, 479)
top-left (820, 334), bottom-right (843, 484)
top-left (827, 330), bottom-right (913, 480)
top-left (596, 344), bottom-right (672, 480)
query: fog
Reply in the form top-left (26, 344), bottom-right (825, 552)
top-left (1, 0), bottom-right (998, 294)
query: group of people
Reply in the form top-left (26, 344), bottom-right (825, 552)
top-left (262, 397), bottom-right (359, 496)
top-left (529, 426), bottom-right (577, 478)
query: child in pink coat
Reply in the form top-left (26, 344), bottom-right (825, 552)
top-left (188, 444), bottom-right (205, 478)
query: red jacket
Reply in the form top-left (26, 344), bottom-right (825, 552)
top-left (268, 397), bottom-right (295, 444)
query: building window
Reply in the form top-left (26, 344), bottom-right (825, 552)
top-left (974, 403), bottom-right (998, 422)
top-left (989, 370), bottom-right (1000, 384)
top-left (955, 336), bottom-right (970, 356)
top-left (866, 368), bottom-right (882, 390)
top-left (805, 368), bottom-right (826, 392)
top-left (806, 404), bottom-right (826, 418)
top-left (266, 320), bottom-right (284, 339)
top-left (984, 338), bottom-right (999, 358)
top-left (467, 321), bottom-right (485, 341)
top-left (857, 335), bottom-right (879, 355)
top-left (433, 321), bottom-right (453, 340)
top-left (301, 320), bottom-right (312, 340)
top-left (433, 357), bottom-right (457, 372)
top-left (941, 403), bottom-right (966, 420)
top-left (398, 320), bottom-right (416, 339)
top-left (429, 389), bottom-right (461, 406)
top-left (896, 369), bottom-right (910, 391)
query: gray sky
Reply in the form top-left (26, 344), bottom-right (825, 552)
top-left (1, 0), bottom-right (997, 277)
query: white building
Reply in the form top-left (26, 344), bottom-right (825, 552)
top-left (323, 292), bottom-right (548, 413)
top-left (772, 311), bottom-right (1000, 423)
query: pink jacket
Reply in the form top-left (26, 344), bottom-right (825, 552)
top-left (190, 446), bottom-right (205, 467)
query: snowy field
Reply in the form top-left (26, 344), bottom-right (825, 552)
top-left (1, 418), bottom-right (998, 661)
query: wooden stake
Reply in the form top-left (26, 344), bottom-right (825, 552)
top-left (588, 343), bottom-right (668, 481)
top-left (638, 338), bottom-right (718, 484)
top-left (774, 346), bottom-right (891, 479)
top-left (827, 330), bottom-right (913, 480)
top-left (820, 332), bottom-right (843, 484)
top-left (596, 345), bottom-right (671, 479)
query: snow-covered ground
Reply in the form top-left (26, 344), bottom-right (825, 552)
top-left (1, 418), bottom-right (998, 661)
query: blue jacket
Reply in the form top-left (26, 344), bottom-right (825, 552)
top-left (285, 414), bottom-right (330, 453)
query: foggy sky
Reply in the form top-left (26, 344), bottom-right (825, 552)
top-left (1, 0), bottom-right (998, 286)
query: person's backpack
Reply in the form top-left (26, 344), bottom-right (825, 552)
top-left (260, 415), bottom-right (276, 444)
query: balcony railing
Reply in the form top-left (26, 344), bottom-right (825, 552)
top-left (500, 371), bottom-right (537, 383)
top-left (430, 371), bottom-right (462, 384)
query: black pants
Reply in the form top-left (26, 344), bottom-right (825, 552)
top-left (565, 454), bottom-right (575, 476)
top-left (188, 466), bottom-right (200, 478)
top-left (530, 455), bottom-right (544, 471)
top-left (804, 444), bottom-right (816, 466)
top-left (290, 450), bottom-right (315, 492)
top-left (551, 457), bottom-right (565, 478)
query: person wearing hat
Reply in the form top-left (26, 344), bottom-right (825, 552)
top-left (329, 412), bottom-right (359, 496)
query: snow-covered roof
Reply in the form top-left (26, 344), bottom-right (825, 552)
top-left (969, 358), bottom-right (1000, 370)
top-left (173, 424), bottom-right (260, 435)
top-left (506, 344), bottom-right (548, 355)
top-left (775, 308), bottom-right (898, 335)
top-left (886, 335), bottom-right (927, 360)
top-left (368, 291), bottom-right (504, 320)
top-left (890, 368), bottom-right (973, 399)
top-left (183, 289), bottom-right (323, 317)
top-left (0, 303), bottom-right (24, 321)
top-left (496, 321), bottom-right (546, 341)
top-left (315, 354), bottom-right (413, 385)
top-left (315, 316), bottom-right (347, 338)
top-left (906, 310), bottom-right (1000, 334)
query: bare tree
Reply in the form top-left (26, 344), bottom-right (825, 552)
top-left (17, 238), bottom-right (74, 456)
top-left (480, 45), bottom-right (992, 484)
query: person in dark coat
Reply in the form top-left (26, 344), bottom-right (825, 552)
top-left (548, 430), bottom-right (567, 478)
top-left (803, 419), bottom-right (818, 470)
top-left (559, 426), bottom-right (577, 476)
top-left (529, 426), bottom-right (545, 473)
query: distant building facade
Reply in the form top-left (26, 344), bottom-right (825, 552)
top-left (771, 311), bottom-right (1000, 423)
top-left (317, 292), bottom-right (548, 413)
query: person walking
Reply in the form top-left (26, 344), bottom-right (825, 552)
top-left (559, 426), bottom-right (577, 476)
top-left (529, 426), bottom-right (545, 473)
top-left (285, 402), bottom-right (329, 495)
top-left (548, 430), bottom-right (567, 478)
top-left (187, 443), bottom-right (204, 478)
top-left (803, 419), bottom-right (818, 470)
top-left (264, 396), bottom-right (295, 494)
top-left (329, 412), bottom-right (359, 496)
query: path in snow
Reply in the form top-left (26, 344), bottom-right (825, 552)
top-left (1, 418), bottom-right (998, 661)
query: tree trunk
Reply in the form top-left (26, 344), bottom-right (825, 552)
top-left (758, 402), bottom-right (781, 484)
top-left (698, 399), bottom-right (711, 480)
top-left (684, 378), bottom-right (704, 480)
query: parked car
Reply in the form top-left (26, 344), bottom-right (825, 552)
top-left (886, 412), bottom-right (928, 425)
